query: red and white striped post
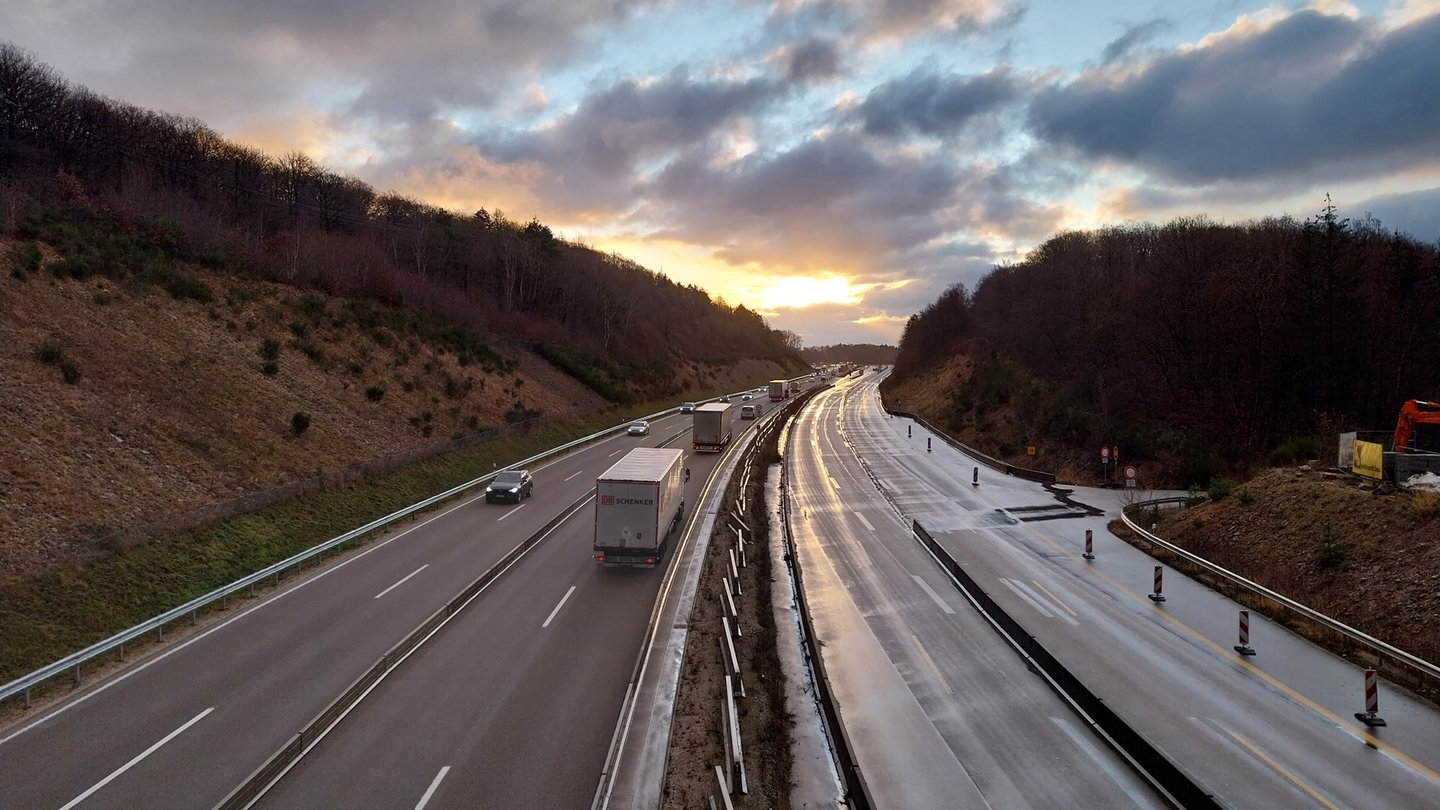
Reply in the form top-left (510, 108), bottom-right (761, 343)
top-left (1147, 565), bottom-right (1166, 602)
top-left (1082, 529), bottom-right (1095, 560)
top-left (1234, 609), bottom-right (1256, 655)
top-left (1354, 669), bottom-right (1387, 727)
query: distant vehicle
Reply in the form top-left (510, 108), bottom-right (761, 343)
top-left (741, 393), bottom-right (751, 401)
top-left (680, 402), bottom-right (696, 414)
top-left (692, 402), bottom-right (733, 453)
top-left (768, 380), bottom-right (786, 401)
top-left (627, 420), bottom-right (650, 436)
top-left (718, 394), bottom-right (731, 403)
top-left (485, 469), bottom-right (533, 503)
top-left (741, 404), bottom-right (757, 420)
top-left (593, 447), bottom-right (685, 568)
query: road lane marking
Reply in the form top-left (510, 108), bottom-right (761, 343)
top-left (1212, 721), bottom-right (1341, 809)
top-left (852, 511), bottom-right (875, 531)
top-left (911, 635), bottom-right (954, 695)
top-left (542, 585), bottom-right (578, 628)
top-left (999, 577), bottom-right (1053, 617)
top-left (608, 447), bottom-right (626, 456)
top-left (58, 707), bottom-right (213, 810)
top-left (564, 470), bottom-right (582, 481)
top-left (0, 478), bottom-right (497, 745)
top-left (414, 765), bottom-right (450, 810)
top-left (1030, 579), bottom-right (1078, 617)
top-left (375, 565), bottom-right (429, 599)
top-left (1023, 523), bottom-right (1440, 787)
top-left (1050, 716), bottom-right (1151, 809)
top-left (911, 574), bottom-right (956, 614)
top-left (496, 503), bottom-right (527, 521)
top-left (1009, 578), bottom-right (1078, 626)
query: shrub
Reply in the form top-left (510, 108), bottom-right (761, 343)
top-left (60, 361), bottom-right (81, 384)
top-left (9, 242), bottom-right (42, 279)
top-left (161, 270), bottom-right (213, 303)
top-left (259, 338), bottom-right (281, 362)
top-left (365, 385), bottom-right (386, 402)
top-left (1316, 525), bottom-right (1347, 569)
top-left (290, 412), bottom-right (311, 435)
top-left (1237, 487), bottom-right (1254, 505)
top-left (261, 361), bottom-right (280, 377)
top-left (1207, 476), bottom-right (1235, 500)
top-left (1413, 489), bottom-right (1439, 519)
top-left (32, 339), bottom-right (64, 365)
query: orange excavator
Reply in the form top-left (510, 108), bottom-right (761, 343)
top-left (1393, 400), bottom-right (1440, 453)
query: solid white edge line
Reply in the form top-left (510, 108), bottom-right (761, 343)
top-left (564, 470), bottom-right (582, 481)
top-left (375, 565), bottom-right (429, 600)
top-left (0, 488), bottom-right (482, 747)
top-left (414, 765), bottom-right (451, 810)
top-left (1050, 716), bottom-right (1152, 809)
top-left (911, 574), bottom-right (956, 615)
top-left (58, 706), bottom-right (214, 810)
top-left (542, 585), bottom-right (578, 629)
top-left (496, 503), bottom-right (527, 521)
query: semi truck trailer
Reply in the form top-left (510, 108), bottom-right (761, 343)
top-left (593, 447), bottom-right (685, 568)
top-left (692, 401), bottom-right (733, 453)
top-left (768, 380), bottom-right (787, 401)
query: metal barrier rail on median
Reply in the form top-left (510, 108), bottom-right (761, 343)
top-left (1121, 498), bottom-right (1440, 685)
top-left (882, 407), bottom-right (1056, 485)
top-left (0, 407), bottom-right (681, 709)
top-left (911, 519), bottom-right (1219, 809)
top-left (213, 493), bottom-right (595, 810)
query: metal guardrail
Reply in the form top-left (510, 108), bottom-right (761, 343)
top-left (0, 407), bottom-right (682, 708)
top-left (1121, 499), bottom-right (1440, 683)
top-left (882, 408), bottom-right (1056, 485)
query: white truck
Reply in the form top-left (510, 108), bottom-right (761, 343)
top-left (768, 380), bottom-right (787, 402)
top-left (593, 447), bottom-right (685, 568)
top-left (692, 402), bottom-right (732, 453)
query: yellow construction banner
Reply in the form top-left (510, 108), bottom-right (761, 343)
top-left (1352, 439), bottom-right (1384, 480)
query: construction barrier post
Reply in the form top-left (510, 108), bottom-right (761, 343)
top-left (972, 467), bottom-right (979, 486)
top-left (1354, 669), bottom-right (1387, 727)
top-left (908, 425), bottom-right (912, 438)
top-left (927, 437), bottom-right (932, 452)
top-left (1082, 529), bottom-right (1095, 560)
top-left (1234, 609), bottom-right (1256, 655)
top-left (1147, 565), bottom-right (1166, 602)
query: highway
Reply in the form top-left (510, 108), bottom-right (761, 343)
top-left (0, 405), bottom-right (754, 810)
top-left (796, 371), bottom-right (1440, 808)
top-left (787, 374), bottom-right (1163, 808)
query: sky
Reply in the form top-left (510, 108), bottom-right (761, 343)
top-left (3, 1), bottom-right (1439, 347)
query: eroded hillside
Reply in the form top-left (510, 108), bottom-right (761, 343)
top-left (0, 245), bottom-right (791, 581)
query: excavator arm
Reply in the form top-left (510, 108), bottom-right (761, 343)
top-left (1394, 400), bottom-right (1440, 452)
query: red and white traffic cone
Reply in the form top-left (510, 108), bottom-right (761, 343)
top-left (1148, 565), bottom-right (1166, 602)
top-left (1234, 609), bottom-right (1256, 655)
top-left (1082, 529), bottom-right (1095, 560)
top-left (1354, 669), bottom-right (1387, 727)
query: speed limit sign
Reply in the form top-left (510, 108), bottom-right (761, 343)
top-left (1123, 465), bottom-right (1138, 487)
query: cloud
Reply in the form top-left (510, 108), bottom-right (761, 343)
top-left (1099, 18), bottom-right (1170, 64)
top-left (473, 66), bottom-right (785, 215)
top-left (854, 65), bottom-right (1022, 139)
top-left (1355, 186), bottom-right (1440, 242)
top-left (771, 37), bottom-right (846, 83)
top-left (1028, 8), bottom-right (1440, 185)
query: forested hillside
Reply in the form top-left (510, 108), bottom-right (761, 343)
top-left (800, 343), bottom-right (897, 365)
top-left (0, 43), bottom-right (807, 579)
top-left (883, 203), bottom-right (1440, 484)
top-left (0, 43), bottom-right (803, 400)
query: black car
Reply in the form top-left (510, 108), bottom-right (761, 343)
top-left (485, 469), bottom-right (533, 503)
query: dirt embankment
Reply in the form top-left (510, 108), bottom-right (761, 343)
top-left (1141, 467), bottom-right (1440, 669)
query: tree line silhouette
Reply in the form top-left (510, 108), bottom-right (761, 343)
top-left (888, 202), bottom-right (1440, 476)
top-left (0, 43), bottom-right (801, 401)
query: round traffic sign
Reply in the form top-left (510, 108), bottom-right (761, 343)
top-left (1123, 465), bottom-right (1138, 480)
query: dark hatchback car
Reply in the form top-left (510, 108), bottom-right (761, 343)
top-left (485, 469), bottom-right (533, 503)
